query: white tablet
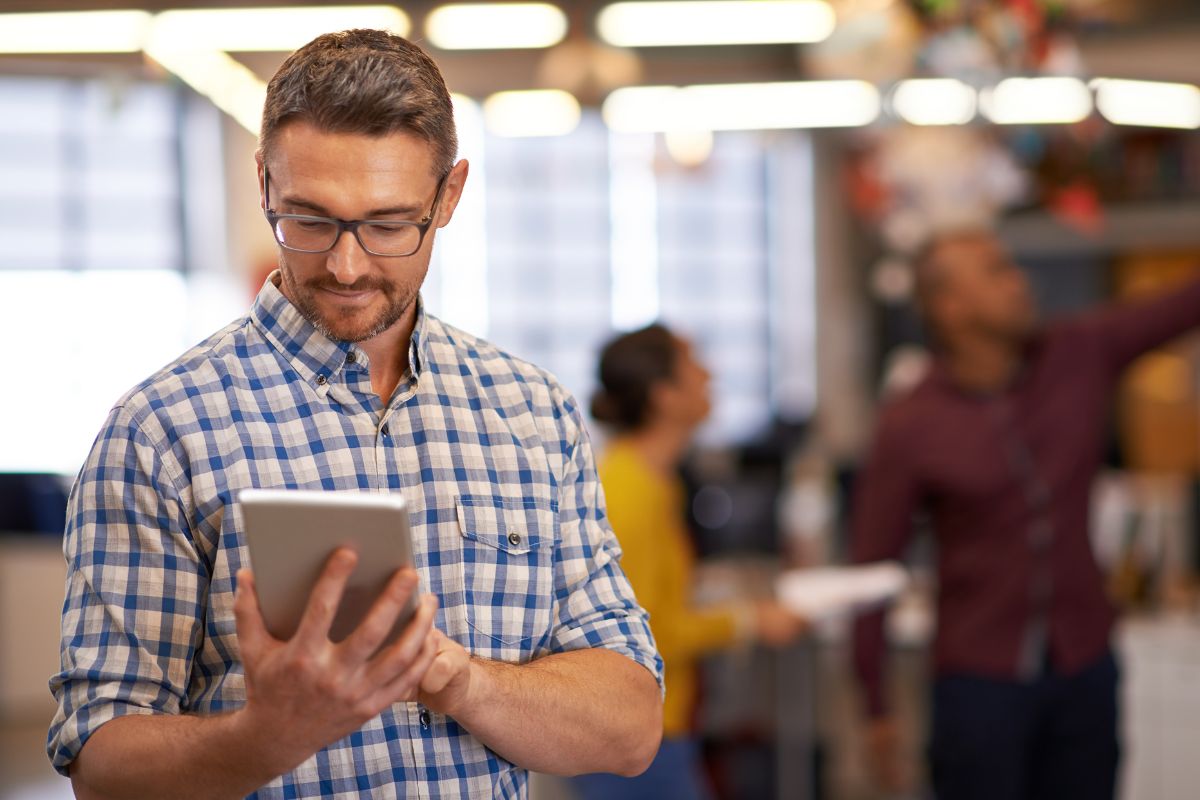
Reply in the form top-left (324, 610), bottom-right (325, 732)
top-left (239, 488), bottom-right (418, 647)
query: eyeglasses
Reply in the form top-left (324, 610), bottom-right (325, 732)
top-left (262, 165), bottom-right (449, 258)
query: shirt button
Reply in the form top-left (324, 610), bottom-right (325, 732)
top-left (346, 352), bottom-right (357, 364)
top-left (419, 709), bottom-right (431, 730)
top-left (507, 532), bottom-right (522, 547)
top-left (316, 374), bottom-right (327, 385)
top-left (381, 424), bottom-right (390, 437)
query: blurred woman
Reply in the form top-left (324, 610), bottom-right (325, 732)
top-left (572, 324), bottom-right (805, 800)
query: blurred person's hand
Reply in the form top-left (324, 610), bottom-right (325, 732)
top-left (753, 599), bottom-right (807, 646)
top-left (865, 715), bottom-right (911, 794)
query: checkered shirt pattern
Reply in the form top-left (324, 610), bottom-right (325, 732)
top-left (48, 274), bottom-right (662, 799)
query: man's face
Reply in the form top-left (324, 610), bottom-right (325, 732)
top-left (258, 122), bottom-right (466, 344)
top-left (929, 235), bottom-right (1037, 345)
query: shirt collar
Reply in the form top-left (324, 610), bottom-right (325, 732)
top-left (249, 271), bottom-right (430, 393)
top-left (928, 330), bottom-right (1044, 400)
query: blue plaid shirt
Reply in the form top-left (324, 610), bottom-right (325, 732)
top-left (48, 274), bottom-right (662, 799)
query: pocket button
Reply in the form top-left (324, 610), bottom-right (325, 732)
top-left (507, 532), bottom-right (522, 547)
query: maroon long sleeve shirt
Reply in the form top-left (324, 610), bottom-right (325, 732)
top-left (851, 277), bottom-right (1200, 718)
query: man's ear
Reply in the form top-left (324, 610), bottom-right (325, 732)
top-left (435, 159), bottom-right (470, 228)
top-left (255, 152), bottom-right (267, 213)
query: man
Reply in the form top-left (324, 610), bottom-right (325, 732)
top-left (48, 30), bottom-right (663, 800)
top-left (851, 230), bottom-right (1200, 799)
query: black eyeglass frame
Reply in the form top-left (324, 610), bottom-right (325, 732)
top-left (262, 165), bottom-right (450, 258)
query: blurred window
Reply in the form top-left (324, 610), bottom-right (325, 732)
top-left (655, 132), bottom-right (773, 444)
top-left (482, 111), bottom-right (615, 409)
top-left (0, 76), bottom-right (239, 475)
top-left (423, 106), bottom-right (817, 445)
top-left (0, 77), bottom-right (181, 271)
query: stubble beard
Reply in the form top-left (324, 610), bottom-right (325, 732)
top-left (278, 259), bottom-right (424, 344)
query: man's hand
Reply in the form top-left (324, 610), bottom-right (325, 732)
top-left (233, 547), bottom-right (441, 774)
top-left (418, 629), bottom-right (474, 716)
top-left (865, 715), bottom-right (910, 793)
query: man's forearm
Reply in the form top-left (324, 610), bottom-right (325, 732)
top-left (70, 708), bottom-right (293, 800)
top-left (447, 649), bottom-right (663, 777)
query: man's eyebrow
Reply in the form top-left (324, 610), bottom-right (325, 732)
top-left (278, 194), bottom-right (425, 217)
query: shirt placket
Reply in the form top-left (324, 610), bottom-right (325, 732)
top-left (992, 400), bottom-right (1055, 680)
top-left (378, 373), bottom-right (437, 798)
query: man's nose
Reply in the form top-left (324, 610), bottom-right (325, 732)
top-left (326, 228), bottom-right (371, 285)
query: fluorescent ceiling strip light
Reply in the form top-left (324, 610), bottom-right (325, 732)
top-left (891, 78), bottom-right (977, 126)
top-left (149, 6), bottom-right (410, 52)
top-left (980, 77), bottom-right (1092, 125)
top-left (0, 10), bottom-right (151, 53)
top-left (597, 0), bottom-right (836, 47)
top-left (1093, 78), bottom-right (1200, 130)
top-left (483, 89), bottom-right (581, 137)
top-left (145, 43), bottom-right (266, 135)
top-left (426, 3), bottom-right (567, 50)
top-left (603, 81), bottom-right (879, 132)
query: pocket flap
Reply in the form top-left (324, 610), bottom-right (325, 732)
top-left (456, 494), bottom-right (553, 555)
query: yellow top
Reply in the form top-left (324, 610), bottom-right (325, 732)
top-left (600, 440), bottom-right (740, 737)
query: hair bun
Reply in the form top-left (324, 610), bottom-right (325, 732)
top-left (590, 391), bottom-right (621, 424)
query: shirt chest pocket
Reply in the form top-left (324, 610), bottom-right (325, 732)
top-left (457, 494), bottom-right (558, 662)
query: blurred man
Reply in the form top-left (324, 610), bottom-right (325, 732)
top-left (851, 230), bottom-right (1200, 799)
top-left (48, 30), bottom-right (662, 800)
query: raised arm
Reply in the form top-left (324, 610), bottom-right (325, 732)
top-left (1084, 272), bottom-right (1200, 372)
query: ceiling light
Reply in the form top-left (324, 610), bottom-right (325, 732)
top-left (144, 43), bottom-right (266, 135)
top-left (483, 89), bottom-right (581, 137)
top-left (149, 6), bottom-right (410, 52)
top-left (891, 79), bottom-right (977, 126)
top-left (0, 10), bottom-right (151, 53)
top-left (980, 77), bottom-right (1092, 125)
top-left (597, 1), bottom-right (836, 47)
top-left (426, 3), bottom-right (567, 50)
top-left (664, 129), bottom-right (715, 167)
top-left (603, 81), bottom-right (879, 132)
top-left (1093, 78), bottom-right (1200, 130)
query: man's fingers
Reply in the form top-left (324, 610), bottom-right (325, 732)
top-left (361, 594), bottom-right (438, 686)
top-left (418, 651), bottom-right (456, 696)
top-left (293, 547), bottom-right (358, 647)
top-left (339, 567), bottom-right (419, 662)
top-left (370, 631), bottom-right (441, 708)
top-left (419, 635), bottom-right (469, 696)
top-left (233, 568), bottom-right (271, 657)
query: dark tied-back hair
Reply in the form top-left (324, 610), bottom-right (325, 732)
top-left (259, 28), bottom-right (457, 177)
top-left (592, 324), bottom-right (678, 432)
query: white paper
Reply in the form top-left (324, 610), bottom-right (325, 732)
top-left (775, 561), bottom-right (908, 620)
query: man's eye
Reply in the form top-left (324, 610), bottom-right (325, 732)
top-left (371, 224), bottom-right (412, 235)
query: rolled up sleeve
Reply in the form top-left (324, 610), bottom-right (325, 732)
top-left (47, 403), bottom-right (208, 775)
top-left (544, 396), bottom-right (663, 692)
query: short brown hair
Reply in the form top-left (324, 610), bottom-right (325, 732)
top-left (259, 29), bottom-right (457, 176)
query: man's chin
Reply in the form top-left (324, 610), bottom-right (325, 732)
top-left (311, 298), bottom-right (414, 344)
top-left (313, 313), bottom-right (390, 344)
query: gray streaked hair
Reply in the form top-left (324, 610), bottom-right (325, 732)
top-left (259, 29), bottom-right (457, 177)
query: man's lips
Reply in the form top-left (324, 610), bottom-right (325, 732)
top-left (314, 284), bottom-right (381, 303)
